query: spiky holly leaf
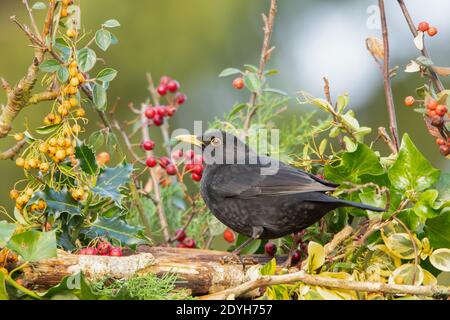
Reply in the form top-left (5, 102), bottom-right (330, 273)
top-left (82, 216), bottom-right (146, 247)
top-left (7, 230), bottom-right (57, 262)
top-left (34, 187), bottom-right (81, 219)
top-left (92, 164), bottom-right (133, 206)
top-left (75, 142), bottom-right (98, 175)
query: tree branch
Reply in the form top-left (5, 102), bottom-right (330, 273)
top-left (0, 140), bottom-right (26, 160)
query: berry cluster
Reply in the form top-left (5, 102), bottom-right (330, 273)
top-left (418, 21), bottom-right (438, 37)
top-left (144, 76), bottom-right (187, 127)
top-left (173, 229), bottom-right (196, 249)
top-left (78, 241), bottom-right (123, 257)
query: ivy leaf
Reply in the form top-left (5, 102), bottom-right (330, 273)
top-left (75, 142), bottom-right (98, 175)
top-left (413, 189), bottom-right (440, 219)
top-left (77, 48), bottom-right (97, 73)
top-left (35, 187), bottom-right (81, 219)
top-left (7, 230), bottom-right (57, 262)
top-left (0, 221), bottom-right (17, 247)
top-left (92, 164), bottom-right (133, 206)
top-left (388, 134), bottom-right (440, 192)
top-left (307, 241), bottom-right (325, 273)
top-left (93, 83), bottom-right (107, 111)
top-left (429, 249), bottom-right (450, 272)
top-left (260, 258), bottom-right (277, 276)
top-left (243, 73), bottom-right (262, 93)
top-left (425, 211), bottom-right (450, 249)
top-left (83, 216), bottom-right (146, 247)
top-left (95, 29), bottom-right (112, 51)
top-left (324, 144), bottom-right (384, 183)
top-left (103, 19), bottom-right (121, 28)
top-left (218, 68), bottom-right (241, 77)
top-left (96, 68), bottom-right (118, 82)
top-left (39, 59), bottom-right (60, 73)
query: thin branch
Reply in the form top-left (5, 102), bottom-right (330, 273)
top-left (201, 269), bottom-right (450, 300)
top-left (378, 0), bottom-right (399, 153)
top-left (243, 0), bottom-right (278, 131)
top-left (22, 0), bottom-right (42, 41)
top-left (27, 91), bottom-right (59, 106)
top-left (323, 77), bottom-right (345, 149)
top-left (0, 140), bottom-right (26, 160)
top-left (396, 0), bottom-right (445, 93)
top-left (378, 127), bottom-right (398, 154)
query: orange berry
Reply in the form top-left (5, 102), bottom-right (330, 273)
top-left (9, 190), bottom-right (19, 200)
top-left (68, 86), bottom-right (78, 95)
top-left (70, 61), bottom-right (78, 68)
top-left (436, 138), bottom-right (446, 146)
top-left (427, 99), bottom-right (438, 110)
top-left (428, 27), bottom-right (438, 37)
top-left (70, 77), bottom-right (80, 87)
top-left (69, 97), bottom-right (79, 108)
top-left (66, 147), bottom-right (75, 156)
top-left (436, 105), bottom-right (448, 117)
top-left (427, 110), bottom-right (437, 118)
top-left (96, 152), bottom-right (111, 166)
top-left (49, 138), bottom-right (57, 147)
top-left (38, 200), bottom-right (46, 210)
top-left (75, 108), bottom-right (86, 118)
top-left (61, 8), bottom-right (68, 18)
top-left (69, 66), bottom-right (78, 77)
top-left (232, 77), bottom-right (245, 90)
top-left (77, 73), bottom-right (85, 84)
top-left (404, 96), bottom-right (415, 107)
top-left (66, 29), bottom-right (77, 38)
top-left (418, 22), bottom-right (430, 32)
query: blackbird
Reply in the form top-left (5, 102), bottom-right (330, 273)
top-left (176, 130), bottom-right (384, 254)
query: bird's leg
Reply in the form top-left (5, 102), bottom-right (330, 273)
top-left (282, 233), bottom-right (300, 268)
top-left (222, 227), bottom-right (264, 269)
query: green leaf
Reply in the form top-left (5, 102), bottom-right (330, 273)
top-left (32, 2), bottom-right (47, 10)
top-left (413, 189), bottom-right (440, 219)
top-left (77, 48), bottom-right (97, 73)
top-left (0, 272), bottom-right (8, 300)
top-left (7, 230), bottom-right (57, 262)
top-left (324, 144), bottom-right (384, 183)
top-left (36, 123), bottom-right (62, 135)
top-left (416, 56), bottom-right (434, 67)
top-left (219, 68), bottom-right (241, 77)
top-left (57, 66), bottom-right (69, 83)
top-left (229, 103), bottom-right (248, 118)
top-left (388, 134), bottom-right (440, 192)
top-left (35, 187), bottom-right (81, 219)
top-left (103, 19), bottom-right (121, 28)
top-left (43, 273), bottom-right (100, 300)
top-left (92, 164), bottom-right (133, 206)
top-left (95, 29), bottom-right (112, 51)
top-left (307, 241), bottom-right (325, 273)
top-left (88, 130), bottom-right (106, 149)
top-left (75, 142), bottom-right (98, 175)
top-left (0, 221), bottom-right (17, 247)
top-left (264, 88), bottom-right (288, 96)
top-left (389, 264), bottom-right (424, 286)
top-left (96, 68), bottom-right (118, 82)
top-left (39, 59), bottom-right (60, 73)
top-left (426, 211), bottom-right (450, 248)
top-left (243, 73), bottom-right (262, 93)
top-left (336, 94), bottom-right (350, 113)
top-left (429, 249), bottom-right (450, 272)
top-left (83, 217), bottom-right (146, 247)
top-left (382, 232), bottom-right (421, 260)
top-left (260, 258), bottom-right (277, 276)
top-left (93, 83), bottom-right (107, 111)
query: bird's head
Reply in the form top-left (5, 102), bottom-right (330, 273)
top-left (175, 130), bottom-right (254, 165)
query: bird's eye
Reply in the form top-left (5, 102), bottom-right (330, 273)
top-left (211, 137), bottom-right (222, 147)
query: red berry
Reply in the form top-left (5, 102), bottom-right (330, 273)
top-left (109, 247), bottom-right (123, 257)
top-left (156, 106), bottom-right (167, 117)
top-left (427, 99), bottom-right (438, 110)
top-left (167, 107), bottom-right (177, 117)
top-left (142, 140), bottom-right (155, 151)
top-left (166, 164), bottom-right (178, 176)
top-left (176, 242), bottom-right (188, 248)
top-left (427, 110), bottom-right (437, 118)
top-left (232, 77), bottom-right (245, 90)
top-left (418, 21), bottom-right (430, 32)
top-left (185, 150), bottom-right (195, 160)
top-left (174, 229), bottom-right (186, 242)
top-left (153, 115), bottom-right (164, 126)
top-left (264, 242), bottom-right (277, 256)
top-left (223, 229), bottom-right (235, 243)
top-left (292, 250), bottom-right (302, 264)
top-left (175, 93), bottom-right (187, 105)
top-left (145, 107), bottom-right (156, 119)
top-left (404, 96), bottom-right (415, 107)
top-left (428, 27), bottom-right (438, 37)
top-left (146, 156), bottom-right (157, 168)
top-left (172, 149), bottom-right (183, 160)
top-left (167, 80), bottom-right (180, 93)
top-left (440, 145), bottom-right (450, 156)
top-left (436, 105), bottom-right (448, 117)
top-left (183, 238), bottom-right (196, 249)
top-left (84, 247), bottom-right (98, 256)
top-left (437, 138), bottom-right (446, 146)
top-left (97, 242), bottom-right (111, 255)
top-left (431, 116), bottom-right (444, 127)
top-left (192, 173), bottom-right (202, 182)
top-left (159, 156), bottom-right (171, 169)
top-left (160, 76), bottom-right (171, 86)
top-left (79, 248), bottom-right (87, 255)
top-left (192, 164), bottom-right (204, 175)
top-left (185, 162), bottom-right (195, 172)
top-left (157, 84), bottom-right (168, 96)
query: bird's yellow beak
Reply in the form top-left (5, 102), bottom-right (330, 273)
top-left (175, 135), bottom-right (203, 147)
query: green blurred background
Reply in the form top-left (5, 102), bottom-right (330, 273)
top-left (0, 0), bottom-right (449, 214)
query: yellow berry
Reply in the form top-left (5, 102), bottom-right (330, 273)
top-left (66, 29), bottom-right (77, 38)
top-left (64, 138), bottom-right (72, 148)
top-left (43, 117), bottom-right (51, 125)
top-left (39, 142), bottom-right (49, 153)
top-left (30, 204), bottom-right (39, 212)
top-left (69, 98), bottom-right (79, 108)
top-left (25, 188), bottom-right (34, 197)
top-left (57, 137), bottom-right (66, 147)
top-left (69, 66), bottom-right (78, 77)
top-left (72, 124), bottom-right (81, 134)
top-left (70, 77), bottom-right (80, 87)
top-left (75, 108), bottom-right (86, 118)
top-left (68, 86), bottom-right (78, 95)
top-left (16, 157), bottom-right (25, 167)
top-left (28, 159), bottom-right (38, 169)
top-left (48, 146), bottom-right (57, 155)
top-left (49, 138), bottom-right (57, 147)
top-left (14, 133), bottom-right (25, 141)
top-left (39, 162), bottom-right (50, 173)
top-left (77, 73), bottom-right (85, 84)
top-left (70, 61), bottom-right (78, 68)
top-left (38, 200), bottom-right (46, 210)
top-left (9, 190), bottom-right (19, 200)
top-left (23, 160), bottom-right (31, 170)
top-left (54, 115), bottom-right (62, 124)
top-left (63, 100), bottom-right (72, 109)
top-left (66, 147), bottom-right (75, 156)
top-left (61, 8), bottom-right (68, 18)
top-left (55, 149), bottom-right (66, 161)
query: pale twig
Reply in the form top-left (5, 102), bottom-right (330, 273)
top-left (22, 0), bottom-right (42, 41)
top-left (0, 140), bottom-right (26, 160)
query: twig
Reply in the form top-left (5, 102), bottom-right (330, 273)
top-left (0, 140), bottom-right (26, 160)
top-left (396, 0), bottom-right (445, 93)
top-left (22, 0), bottom-right (42, 41)
top-left (243, 0), bottom-right (278, 131)
top-left (112, 120), bottom-right (145, 165)
top-left (27, 91), bottom-right (59, 106)
top-left (379, 0), bottom-right (399, 153)
top-left (378, 127), bottom-right (398, 155)
top-left (323, 77), bottom-right (345, 149)
top-left (201, 269), bottom-right (450, 300)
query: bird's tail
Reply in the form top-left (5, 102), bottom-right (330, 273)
top-left (336, 199), bottom-right (385, 212)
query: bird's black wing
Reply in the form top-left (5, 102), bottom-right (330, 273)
top-left (211, 160), bottom-right (336, 199)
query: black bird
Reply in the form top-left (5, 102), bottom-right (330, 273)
top-left (176, 130), bottom-right (384, 255)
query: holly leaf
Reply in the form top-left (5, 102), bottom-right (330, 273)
top-left (7, 230), bottom-right (57, 262)
top-left (92, 164), bottom-right (133, 206)
top-left (75, 142), bottom-right (98, 175)
top-left (388, 134), bottom-right (440, 192)
top-left (324, 144), bottom-right (384, 183)
top-left (0, 221), bottom-right (17, 247)
top-left (35, 187), bottom-right (81, 219)
top-left (83, 216), bottom-right (146, 247)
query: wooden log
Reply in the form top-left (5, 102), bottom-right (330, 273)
top-left (22, 247), bottom-right (288, 296)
